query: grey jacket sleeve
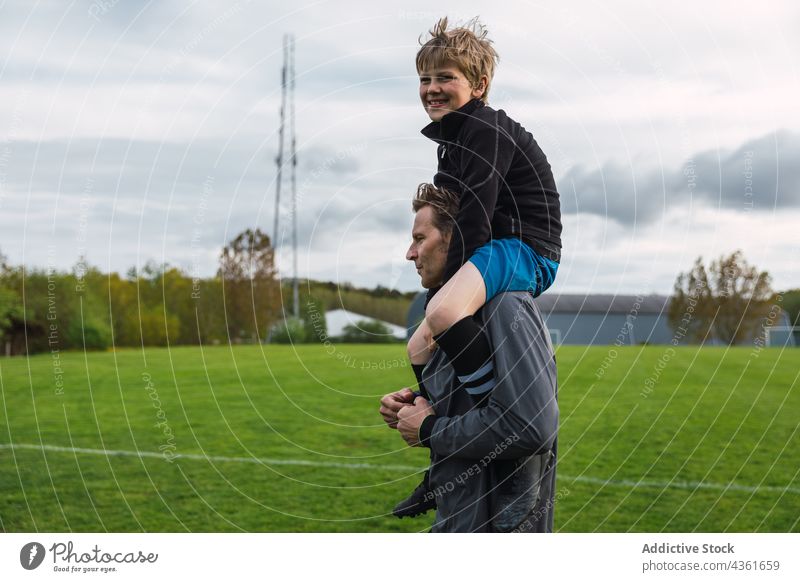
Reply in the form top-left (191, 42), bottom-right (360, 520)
top-left (427, 292), bottom-right (558, 460)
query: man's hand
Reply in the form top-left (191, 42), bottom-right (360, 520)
top-left (397, 397), bottom-right (434, 447)
top-left (379, 388), bottom-right (415, 429)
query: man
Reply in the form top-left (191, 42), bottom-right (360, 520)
top-left (379, 183), bottom-right (560, 533)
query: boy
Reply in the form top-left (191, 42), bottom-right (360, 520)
top-left (393, 17), bottom-right (562, 519)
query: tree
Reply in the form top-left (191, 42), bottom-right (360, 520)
top-left (268, 296), bottom-right (327, 344)
top-left (192, 276), bottom-right (227, 345)
top-left (155, 267), bottom-right (197, 345)
top-left (218, 228), bottom-right (280, 342)
top-left (269, 317), bottom-right (307, 344)
top-left (300, 295), bottom-right (326, 342)
top-left (68, 261), bottom-right (112, 351)
top-left (669, 250), bottom-right (774, 345)
top-left (779, 289), bottom-right (800, 326)
top-left (66, 316), bottom-right (110, 350)
top-left (0, 285), bottom-right (24, 355)
top-left (137, 304), bottom-right (180, 346)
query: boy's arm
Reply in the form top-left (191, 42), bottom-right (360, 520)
top-left (443, 113), bottom-right (515, 281)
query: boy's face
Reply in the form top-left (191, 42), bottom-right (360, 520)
top-left (418, 63), bottom-right (486, 122)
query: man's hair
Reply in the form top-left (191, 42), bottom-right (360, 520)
top-left (412, 183), bottom-right (459, 235)
top-left (415, 17), bottom-right (499, 102)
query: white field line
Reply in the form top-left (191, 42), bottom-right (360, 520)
top-left (2, 442), bottom-right (799, 496)
top-left (0, 443), bottom-right (421, 473)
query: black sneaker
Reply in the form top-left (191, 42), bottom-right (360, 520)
top-left (392, 471), bottom-right (437, 518)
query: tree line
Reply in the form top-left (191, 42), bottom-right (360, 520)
top-left (0, 228), bottom-right (414, 356)
top-left (2, 239), bottom-right (797, 355)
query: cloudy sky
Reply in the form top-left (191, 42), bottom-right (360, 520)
top-left (1, 0), bottom-right (798, 295)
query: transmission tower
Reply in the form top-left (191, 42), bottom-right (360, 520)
top-left (289, 35), bottom-right (299, 319)
top-left (273, 36), bottom-right (287, 255)
top-left (273, 34), bottom-right (300, 319)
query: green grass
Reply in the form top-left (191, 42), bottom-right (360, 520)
top-left (1, 343), bottom-right (798, 532)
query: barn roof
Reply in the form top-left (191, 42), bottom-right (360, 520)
top-left (533, 293), bottom-right (671, 315)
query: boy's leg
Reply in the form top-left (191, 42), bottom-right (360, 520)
top-left (425, 262), bottom-right (495, 404)
top-left (425, 262), bottom-right (486, 335)
top-left (407, 320), bottom-right (434, 399)
top-left (407, 319), bottom-right (434, 365)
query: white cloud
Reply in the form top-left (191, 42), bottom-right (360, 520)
top-left (2, 0), bottom-right (799, 295)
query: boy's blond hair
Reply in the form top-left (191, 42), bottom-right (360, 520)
top-left (416, 17), bottom-right (499, 103)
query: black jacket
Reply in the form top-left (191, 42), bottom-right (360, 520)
top-left (421, 99), bottom-right (562, 283)
top-left (418, 292), bottom-right (559, 532)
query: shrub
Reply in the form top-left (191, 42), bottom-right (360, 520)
top-left (339, 320), bottom-right (398, 343)
top-left (270, 317), bottom-right (307, 344)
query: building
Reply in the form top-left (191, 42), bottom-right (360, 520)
top-left (532, 293), bottom-right (672, 345)
top-left (765, 326), bottom-right (800, 347)
top-left (326, 309), bottom-right (407, 341)
top-left (406, 292), bottom-right (796, 346)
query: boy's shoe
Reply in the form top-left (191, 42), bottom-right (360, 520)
top-left (393, 471), bottom-right (436, 518)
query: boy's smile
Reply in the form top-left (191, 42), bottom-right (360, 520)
top-left (419, 65), bottom-right (486, 122)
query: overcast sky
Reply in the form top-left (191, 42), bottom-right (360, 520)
top-left (1, 0), bottom-right (798, 295)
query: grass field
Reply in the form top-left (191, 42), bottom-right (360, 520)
top-left (1, 343), bottom-right (798, 532)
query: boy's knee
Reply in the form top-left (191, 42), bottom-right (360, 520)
top-left (408, 339), bottom-right (430, 365)
top-left (407, 329), bottom-right (425, 354)
top-left (426, 303), bottom-right (461, 335)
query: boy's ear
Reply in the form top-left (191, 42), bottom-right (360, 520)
top-left (474, 75), bottom-right (488, 96)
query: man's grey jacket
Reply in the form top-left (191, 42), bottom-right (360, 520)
top-left (417, 291), bottom-right (559, 532)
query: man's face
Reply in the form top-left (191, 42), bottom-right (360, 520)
top-left (406, 205), bottom-right (449, 289)
top-left (418, 63), bottom-right (486, 122)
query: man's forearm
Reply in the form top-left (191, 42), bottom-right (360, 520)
top-left (420, 400), bottom-right (557, 460)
